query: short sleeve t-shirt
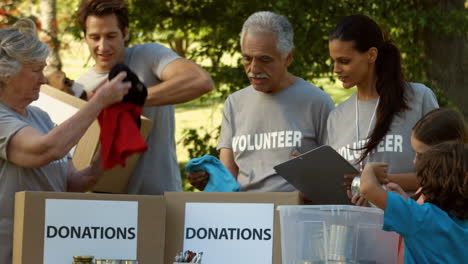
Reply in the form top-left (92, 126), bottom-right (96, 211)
top-left (327, 83), bottom-right (439, 173)
top-left (217, 78), bottom-right (335, 191)
top-left (75, 43), bottom-right (182, 194)
top-left (0, 104), bottom-right (68, 264)
top-left (383, 192), bottom-right (468, 264)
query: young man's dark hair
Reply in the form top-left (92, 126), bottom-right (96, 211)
top-left (77, 0), bottom-right (129, 34)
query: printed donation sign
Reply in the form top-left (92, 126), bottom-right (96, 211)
top-left (183, 203), bottom-right (274, 264)
top-left (43, 199), bottom-right (138, 264)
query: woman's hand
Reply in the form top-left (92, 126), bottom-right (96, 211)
top-left (186, 171), bottom-right (209, 191)
top-left (291, 150), bottom-right (301, 159)
top-left (343, 173), bottom-right (359, 189)
top-left (299, 191), bottom-right (313, 204)
top-left (344, 173), bottom-right (370, 206)
top-left (347, 190), bottom-right (370, 206)
top-left (94, 72), bottom-right (131, 107)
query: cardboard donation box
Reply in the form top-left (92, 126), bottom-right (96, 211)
top-left (13, 191), bottom-right (166, 264)
top-left (31, 85), bottom-right (153, 193)
top-left (164, 192), bottom-right (301, 264)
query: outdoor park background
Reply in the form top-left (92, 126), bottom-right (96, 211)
top-left (1, 0), bottom-right (467, 191)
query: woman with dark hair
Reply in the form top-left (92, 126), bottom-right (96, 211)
top-left (326, 14), bottom-right (439, 205)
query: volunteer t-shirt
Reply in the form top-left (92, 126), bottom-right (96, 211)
top-left (327, 83), bottom-right (438, 173)
top-left (218, 78), bottom-right (335, 191)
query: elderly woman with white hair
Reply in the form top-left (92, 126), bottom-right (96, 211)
top-left (0, 19), bottom-right (130, 263)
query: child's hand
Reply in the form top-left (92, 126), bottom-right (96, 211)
top-left (365, 162), bottom-right (389, 171)
top-left (361, 162), bottom-right (389, 192)
top-left (386, 182), bottom-right (409, 199)
top-left (375, 165), bottom-right (389, 184)
top-left (363, 163), bottom-right (388, 182)
top-left (361, 163), bottom-right (390, 210)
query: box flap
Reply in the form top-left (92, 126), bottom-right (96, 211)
top-left (13, 191), bottom-right (165, 264)
top-left (34, 85), bottom-right (153, 194)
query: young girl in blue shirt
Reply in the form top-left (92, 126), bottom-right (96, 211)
top-left (360, 141), bottom-right (468, 263)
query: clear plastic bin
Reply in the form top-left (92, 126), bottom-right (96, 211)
top-left (278, 205), bottom-right (398, 264)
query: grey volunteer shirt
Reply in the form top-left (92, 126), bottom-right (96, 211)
top-left (218, 78), bottom-right (335, 192)
top-left (0, 104), bottom-right (68, 264)
top-left (327, 82), bottom-right (439, 174)
top-left (75, 43), bottom-right (182, 194)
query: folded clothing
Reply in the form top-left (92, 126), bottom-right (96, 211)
top-left (98, 103), bottom-right (148, 170)
top-left (186, 155), bottom-right (240, 192)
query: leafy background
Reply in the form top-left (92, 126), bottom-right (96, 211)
top-left (1, 0), bottom-right (467, 191)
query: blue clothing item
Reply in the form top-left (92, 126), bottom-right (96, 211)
top-left (186, 155), bottom-right (240, 192)
top-left (383, 192), bottom-right (468, 264)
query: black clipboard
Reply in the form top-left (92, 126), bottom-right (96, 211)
top-left (274, 145), bottom-right (359, 205)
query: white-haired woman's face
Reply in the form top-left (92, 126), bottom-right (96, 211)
top-left (6, 61), bottom-right (47, 104)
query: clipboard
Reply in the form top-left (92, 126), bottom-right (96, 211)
top-left (274, 145), bottom-right (359, 205)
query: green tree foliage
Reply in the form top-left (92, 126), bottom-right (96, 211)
top-left (3, 0), bottom-right (466, 191)
top-left (129, 0), bottom-right (465, 90)
top-left (128, 0), bottom-right (467, 162)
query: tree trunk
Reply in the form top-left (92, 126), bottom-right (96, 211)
top-left (423, 0), bottom-right (468, 120)
top-left (40, 0), bottom-right (62, 73)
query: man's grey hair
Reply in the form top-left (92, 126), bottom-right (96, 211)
top-left (0, 18), bottom-right (49, 90)
top-left (240, 11), bottom-right (294, 58)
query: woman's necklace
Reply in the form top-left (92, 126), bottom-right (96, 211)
top-left (355, 94), bottom-right (380, 171)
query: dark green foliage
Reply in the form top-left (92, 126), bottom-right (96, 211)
top-left (126, 1), bottom-right (467, 192)
top-left (127, 0), bottom-right (466, 99)
top-left (182, 127), bottom-right (220, 159)
top-left (5, 1), bottom-right (465, 192)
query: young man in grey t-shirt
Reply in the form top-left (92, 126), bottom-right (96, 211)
top-left (188, 11), bottom-right (334, 192)
top-left (75, 0), bottom-right (214, 195)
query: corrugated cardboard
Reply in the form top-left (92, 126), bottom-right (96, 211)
top-left (163, 192), bottom-right (301, 264)
top-left (33, 85), bottom-right (152, 193)
top-left (13, 191), bottom-right (166, 264)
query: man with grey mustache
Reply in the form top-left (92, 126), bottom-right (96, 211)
top-left (188, 11), bottom-right (334, 193)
